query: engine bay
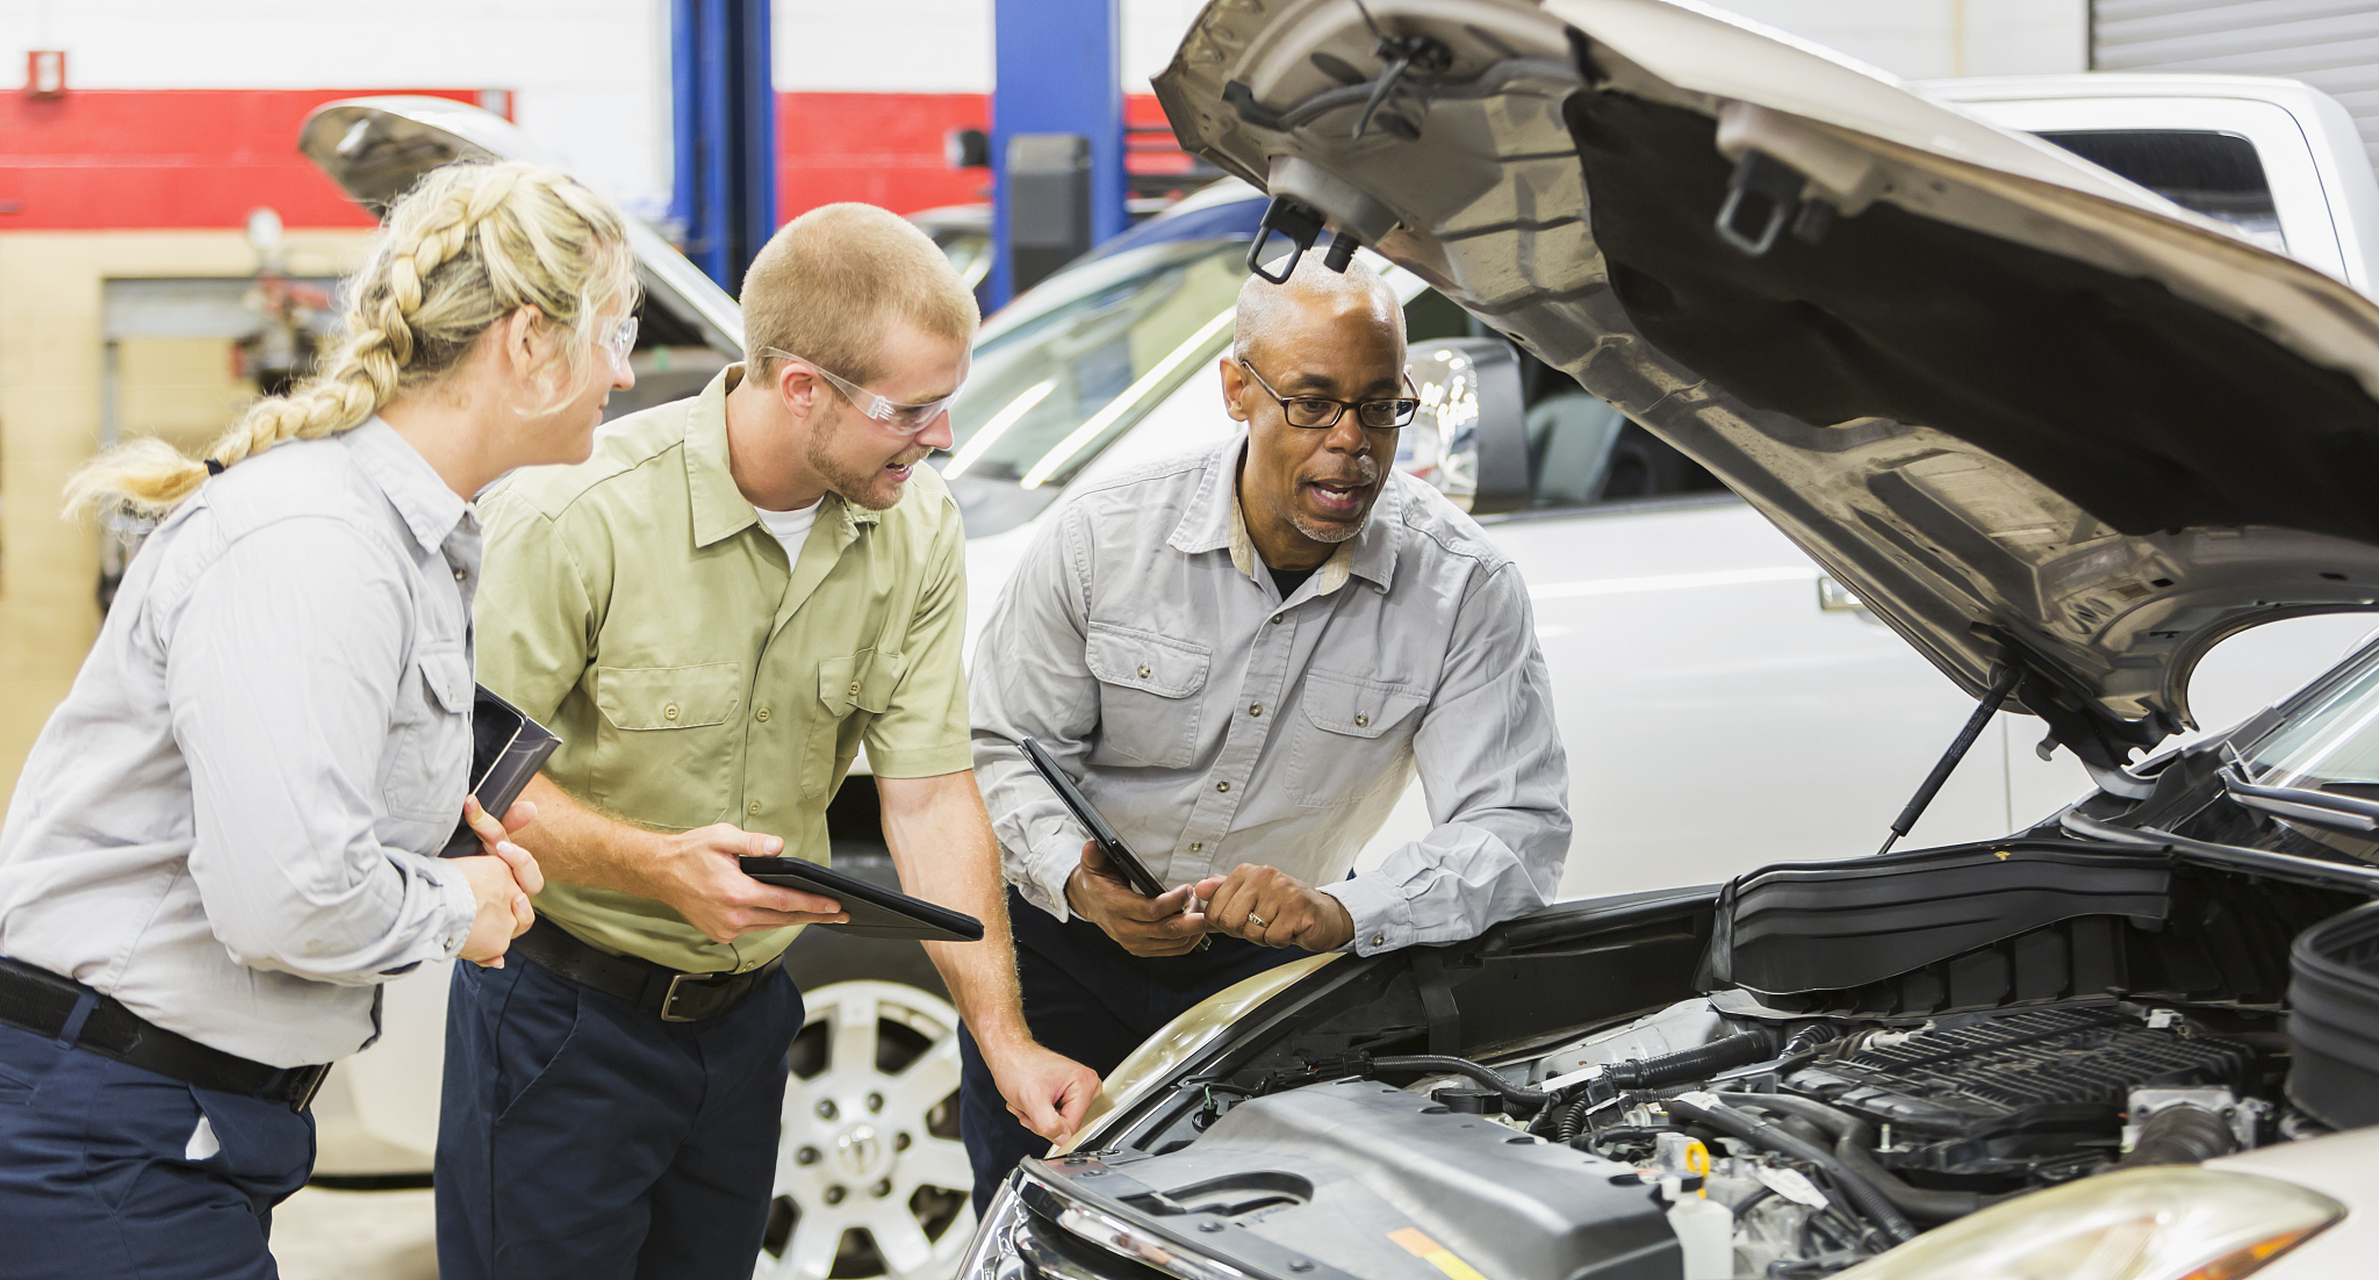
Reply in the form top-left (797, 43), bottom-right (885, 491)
top-left (1057, 845), bottom-right (2377, 1279)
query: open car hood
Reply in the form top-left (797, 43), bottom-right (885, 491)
top-left (1154, 0), bottom-right (2379, 774)
top-left (297, 96), bottom-right (741, 357)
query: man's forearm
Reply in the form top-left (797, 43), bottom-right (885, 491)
top-left (513, 774), bottom-right (670, 899)
top-left (876, 772), bottom-right (1032, 1049)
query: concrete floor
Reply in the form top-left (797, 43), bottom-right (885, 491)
top-left (272, 1187), bottom-right (439, 1280)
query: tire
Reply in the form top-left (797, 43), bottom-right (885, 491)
top-left (754, 980), bottom-right (976, 1280)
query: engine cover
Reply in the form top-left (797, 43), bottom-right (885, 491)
top-left (1068, 1080), bottom-right (1680, 1280)
top-left (1782, 1006), bottom-right (2256, 1178)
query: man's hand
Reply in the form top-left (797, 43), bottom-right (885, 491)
top-left (455, 795), bottom-right (544, 967)
top-left (1065, 842), bottom-right (1208, 956)
top-left (648, 825), bottom-right (849, 943)
top-left (983, 1038), bottom-right (1102, 1144)
top-left (1194, 863), bottom-right (1355, 952)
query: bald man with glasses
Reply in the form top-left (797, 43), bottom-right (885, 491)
top-left (960, 256), bottom-right (1572, 1202)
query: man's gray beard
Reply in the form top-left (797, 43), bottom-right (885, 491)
top-left (1287, 509), bottom-right (1368, 545)
top-left (804, 403), bottom-right (907, 511)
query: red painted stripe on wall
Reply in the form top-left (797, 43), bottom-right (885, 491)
top-left (0, 89), bottom-right (479, 229)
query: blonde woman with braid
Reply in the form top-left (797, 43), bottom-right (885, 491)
top-left (0, 160), bottom-right (636, 1279)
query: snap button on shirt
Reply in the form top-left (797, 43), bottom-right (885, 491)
top-left (755, 707), bottom-right (770, 722)
top-left (663, 704), bottom-right (680, 722)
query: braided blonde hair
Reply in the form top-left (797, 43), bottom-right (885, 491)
top-left (66, 161), bottom-right (636, 518)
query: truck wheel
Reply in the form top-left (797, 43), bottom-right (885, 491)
top-left (755, 980), bottom-right (975, 1280)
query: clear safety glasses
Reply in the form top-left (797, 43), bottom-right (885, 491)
top-left (756, 347), bottom-right (962, 434)
top-left (597, 315), bottom-right (639, 372)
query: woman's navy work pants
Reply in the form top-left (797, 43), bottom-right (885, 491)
top-left (958, 887), bottom-right (1306, 1211)
top-left (435, 952), bottom-right (805, 1280)
top-left (0, 1019), bottom-right (314, 1279)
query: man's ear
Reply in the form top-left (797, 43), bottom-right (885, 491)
top-left (774, 359), bottom-right (821, 421)
top-left (1219, 355), bottom-right (1250, 423)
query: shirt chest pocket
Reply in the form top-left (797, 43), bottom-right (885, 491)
top-left (591, 661), bottom-right (745, 831)
top-left (1285, 669), bottom-right (1430, 809)
top-left (1084, 622), bottom-right (1210, 769)
top-left (381, 647), bottom-right (475, 835)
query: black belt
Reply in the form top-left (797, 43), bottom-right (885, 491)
top-left (0, 956), bottom-right (331, 1111)
top-left (510, 919), bottom-right (783, 1022)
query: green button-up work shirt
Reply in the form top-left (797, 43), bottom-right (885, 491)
top-left (475, 366), bottom-right (973, 973)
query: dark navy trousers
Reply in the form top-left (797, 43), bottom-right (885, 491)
top-left (0, 1019), bottom-right (314, 1279)
top-left (959, 888), bottom-right (1305, 1211)
top-left (435, 953), bottom-right (805, 1280)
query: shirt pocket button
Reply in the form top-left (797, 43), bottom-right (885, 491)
top-left (1138, 665), bottom-right (1151, 679)
top-left (664, 704), bottom-right (680, 722)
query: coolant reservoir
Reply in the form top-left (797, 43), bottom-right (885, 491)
top-left (1662, 1176), bottom-right (1733, 1280)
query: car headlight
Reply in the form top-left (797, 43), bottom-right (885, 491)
top-left (1834, 1166), bottom-right (2341, 1280)
top-left (1054, 952), bottom-right (1338, 1154)
top-left (956, 1176), bottom-right (1031, 1280)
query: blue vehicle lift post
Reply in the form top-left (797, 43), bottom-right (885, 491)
top-left (988, 0), bottom-right (1127, 310)
top-left (671, 0), bottom-right (777, 295)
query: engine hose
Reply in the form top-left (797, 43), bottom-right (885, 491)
top-left (1368, 1055), bottom-right (1552, 1110)
top-left (1554, 1097), bottom-right (1591, 1143)
top-left (1602, 1029), bottom-right (1779, 1091)
top-left (1663, 1094), bottom-right (1920, 1246)
top-left (1715, 1092), bottom-right (1990, 1223)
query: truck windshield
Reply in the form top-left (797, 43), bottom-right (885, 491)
top-left (934, 237), bottom-right (1248, 537)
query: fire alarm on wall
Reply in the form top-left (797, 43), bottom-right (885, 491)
top-left (25, 50), bottom-right (65, 99)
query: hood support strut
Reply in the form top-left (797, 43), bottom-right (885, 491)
top-left (1879, 665), bottom-right (2021, 855)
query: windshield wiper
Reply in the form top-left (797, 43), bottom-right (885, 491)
top-left (2058, 807), bottom-right (2379, 893)
top-left (2218, 760), bottom-right (2379, 835)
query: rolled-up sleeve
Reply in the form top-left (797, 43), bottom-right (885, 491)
top-left (971, 507), bottom-right (1099, 919)
top-left (168, 518), bottom-right (475, 984)
top-left (1320, 562), bottom-right (1571, 953)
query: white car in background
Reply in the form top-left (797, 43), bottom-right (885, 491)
top-left (289, 60), bottom-right (2379, 1279)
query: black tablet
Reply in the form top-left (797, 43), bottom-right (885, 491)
top-left (1019, 736), bottom-right (1166, 898)
top-left (737, 857), bottom-right (984, 942)
top-left (441, 685), bottom-right (562, 858)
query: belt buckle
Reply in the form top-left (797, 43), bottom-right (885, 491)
top-left (286, 1063), bottom-right (331, 1113)
top-left (660, 972), bottom-right (733, 1022)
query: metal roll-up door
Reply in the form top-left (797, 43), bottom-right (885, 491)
top-left (2093, 0), bottom-right (2379, 168)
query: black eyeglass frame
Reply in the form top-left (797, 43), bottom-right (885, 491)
top-left (1237, 359), bottom-right (1421, 430)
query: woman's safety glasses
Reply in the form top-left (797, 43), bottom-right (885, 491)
top-left (757, 347), bottom-right (962, 434)
top-left (1238, 360), bottom-right (1420, 429)
top-left (597, 315), bottom-right (638, 373)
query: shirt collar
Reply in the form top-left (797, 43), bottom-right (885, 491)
top-left (688, 364), bottom-right (883, 550)
top-left (347, 416), bottom-right (472, 555)
top-left (1172, 434), bottom-right (1403, 594)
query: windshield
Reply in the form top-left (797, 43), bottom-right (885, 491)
top-left (2195, 643), bottom-right (2379, 861)
top-left (934, 237), bottom-right (1248, 536)
top-left (2035, 130), bottom-right (2286, 253)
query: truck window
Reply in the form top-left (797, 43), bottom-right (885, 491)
top-left (2034, 129), bottom-right (2284, 252)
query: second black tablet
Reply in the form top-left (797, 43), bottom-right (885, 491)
top-left (738, 857), bottom-right (984, 942)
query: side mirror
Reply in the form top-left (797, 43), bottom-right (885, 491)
top-left (1399, 337), bottom-right (1529, 515)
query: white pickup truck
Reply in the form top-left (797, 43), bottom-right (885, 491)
top-left (295, 71), bottom-right (2379, 1280)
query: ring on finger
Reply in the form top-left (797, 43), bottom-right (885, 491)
top-left (1245, 912), bottom-right (1267, 930)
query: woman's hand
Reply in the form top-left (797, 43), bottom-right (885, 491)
top-left (455, 796), bottom-right (544, 966)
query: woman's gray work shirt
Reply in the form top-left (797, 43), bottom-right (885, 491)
top-left (0, 420), bottom-right (479, 1068)
top-left (972, 437), bottom-right (1573, 954)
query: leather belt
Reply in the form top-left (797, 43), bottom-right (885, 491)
top-left (509, 919), bottom-right (783, 1022)
top-left (0, 956), bottom-right (331, 1111)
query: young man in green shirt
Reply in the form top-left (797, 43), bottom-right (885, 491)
top-left (436, 204), bottom-right (1098, 1280)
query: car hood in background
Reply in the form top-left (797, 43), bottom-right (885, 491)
top-left (298, 96), bottom-right (743, 358)
top-left (1154, 0), bottom-right (2379, 775)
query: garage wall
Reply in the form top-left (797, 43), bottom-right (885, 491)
top-left (2094, 0), bottom-right (2379, 169)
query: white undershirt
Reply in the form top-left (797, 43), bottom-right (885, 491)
top-left (753, 500), bottom-right (822, 563)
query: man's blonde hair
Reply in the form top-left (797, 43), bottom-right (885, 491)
top-left (65, 161), bottom-right (636, 518)
top-left (743, 203), bottom-right (978, 386)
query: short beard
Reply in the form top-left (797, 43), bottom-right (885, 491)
top-left (804, 401), bottom-right (912, 511)
top-left (1287, 509), bottom-right (1366, 544)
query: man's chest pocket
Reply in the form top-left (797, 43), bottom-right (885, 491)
top-left (381, 647), bottom-right (475, 836)
top-left (1284, 669), bottom-right (1429, 808)
top-left (1084, 622), bottom-right (1209, 769)
top-left (591, 661), bottom-right (746, 831)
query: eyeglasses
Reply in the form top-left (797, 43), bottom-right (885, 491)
top-left (756, 347), bottom-right (962, 434)
top-left (1238, 360), bottom-right (1419, 430)
top-left (596, 315), bottom-right (638, 373)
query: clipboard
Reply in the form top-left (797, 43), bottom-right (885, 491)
top-left (441, 685), bottom-right (562, 858)
top-left (737, 857), bottom-right (985, 942)
top-left (1019, 737), bottom-right (1167, 897)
